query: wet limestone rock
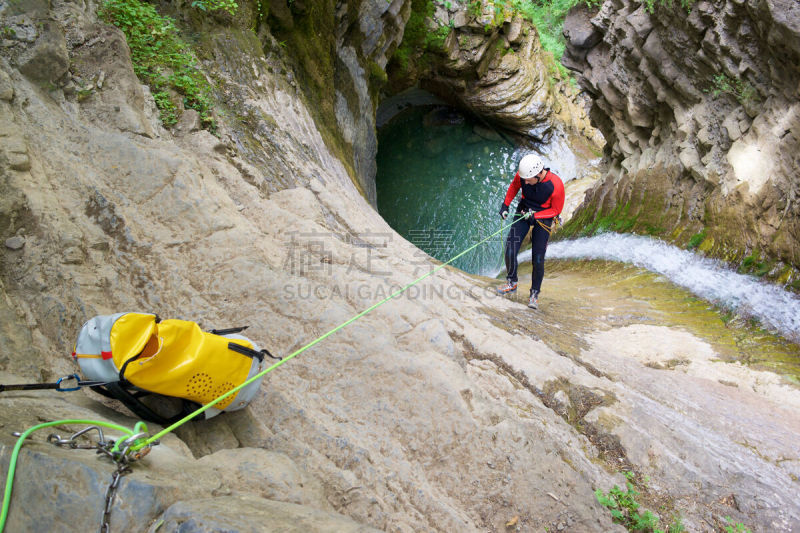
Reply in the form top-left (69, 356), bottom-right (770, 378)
top-left (333, 0), bottom-right (411, 206)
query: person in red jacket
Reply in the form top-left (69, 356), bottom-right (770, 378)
top-left (497, 153), bottom-right (565, 309)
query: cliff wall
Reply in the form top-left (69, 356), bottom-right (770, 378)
top-left (564, 0), bottom-right (800, 285)
top-left (386, 0), bottom-right (603, 155)
top-left (1, 1), bottom-right (799, 531)
top-left (0, 0), bottom-right (618, 530)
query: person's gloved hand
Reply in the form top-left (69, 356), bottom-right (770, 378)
top-left (499, 204), bottom-right (509, 220)
top-left (522, 210), bottom-right (532, 220)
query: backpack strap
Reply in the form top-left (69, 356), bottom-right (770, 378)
top-left (117, 353), bottom-right (141, 382)
top-left (91, 382), bottom-right (201, 426)
top-left (227, 342), bottom-right (280, 361)
top-left (210, 326), bottom-right (249, 335)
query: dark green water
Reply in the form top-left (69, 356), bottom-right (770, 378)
top-left (376, 106), bottom-right (518, 275)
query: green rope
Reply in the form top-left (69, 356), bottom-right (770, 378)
top-left (0, 214), bottom-right (528, 531)
top-left (1, 419), bottom-right (139, 532)
top-left (132, 212), bottom-right (529, 450)
top-left (0, 211), bottom-right (525, 530)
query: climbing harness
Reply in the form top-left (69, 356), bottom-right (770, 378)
top-left (1, 213), bottom-right (528, 532)
top-left (537, 216), bottom-right (560, 236)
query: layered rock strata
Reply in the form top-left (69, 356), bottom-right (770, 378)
top-left (389, 0), bottom-right (601, 148)
top-left (564, 0), bottom-right (800, 280)
top-left (333, 0), bottom-right (411, 205)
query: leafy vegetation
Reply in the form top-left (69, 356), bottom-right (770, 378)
top-left (738, 249), bottom-right (773, 277)
top-left (98, 0), bottom-right (216, 130)
top-left (708, 73), bottom-right (759, 106)
top-left (509, 0), bottom-right (591, 76)
top-left (190, 0), bottom-right (238, 16)
top-left (429, 21), bottom-right (455, 49)
top-left (595, 472), bottom-right (685, 533)
top-left (393, 0), bottom-right (447, 71)
top-left (686, 229), bottom-right (706, 250)
top-left (392, 0), bottom-right (599, 82)
top-left (457, 0), bottom-right (594, 79)
top-left (723, 517), bottom-right (751, 533)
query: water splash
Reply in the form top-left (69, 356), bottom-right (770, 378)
top-left (515, 233), bottom-right (800, 342)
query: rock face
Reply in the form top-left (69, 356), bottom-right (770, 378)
top-left (563, 0), bottom-right (800, 280)
top-left (0, 2), bottom-right (616, 531)
top-left (1, 1), bottom-right (799, 532)
top-left (430, 8), bottom-right (569, 141)
top-left (333, 0), bottom-right (411, 206)
top-left (387, 1), bottom-right (602, 149)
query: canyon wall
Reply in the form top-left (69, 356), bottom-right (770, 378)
top-left (564, 0), bottom-right (800, 285)
top-left (2, 1), bottom-right (799, 531)
top-left (0, 0), bottom-right (619, 530)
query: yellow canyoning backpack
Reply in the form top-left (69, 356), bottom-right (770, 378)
top-left (72, 312), bottom-right (276, 424)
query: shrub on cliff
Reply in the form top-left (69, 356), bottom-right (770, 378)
top-left (98, 0), bottom-right (217, 130)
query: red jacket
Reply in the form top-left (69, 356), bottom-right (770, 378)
top-left (503, 169), bottom-right (565, 220)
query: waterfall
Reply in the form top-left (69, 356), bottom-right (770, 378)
top-left (513, 233), bottom-right (800, 342)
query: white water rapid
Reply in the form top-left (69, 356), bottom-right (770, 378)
top-left (512, 233), bottom-right (800, 342)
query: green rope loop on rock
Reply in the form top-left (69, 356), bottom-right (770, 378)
top-left (0, 419), bottom-right (137, 532)
top-left (132, 213), bottom-right (528, 450)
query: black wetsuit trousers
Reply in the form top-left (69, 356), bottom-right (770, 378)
top-left (504, 215), bottom-right (553, 295)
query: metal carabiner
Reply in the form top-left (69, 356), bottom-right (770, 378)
top-left (55, 373), bottom-right (82, 392)
top-left (47, 425), bottom-right (108, 449)
top-left (111, 432), bottom-right (149, 463)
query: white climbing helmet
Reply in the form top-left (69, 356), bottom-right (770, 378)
top-left (518, 154), bottom-right (544, 179)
